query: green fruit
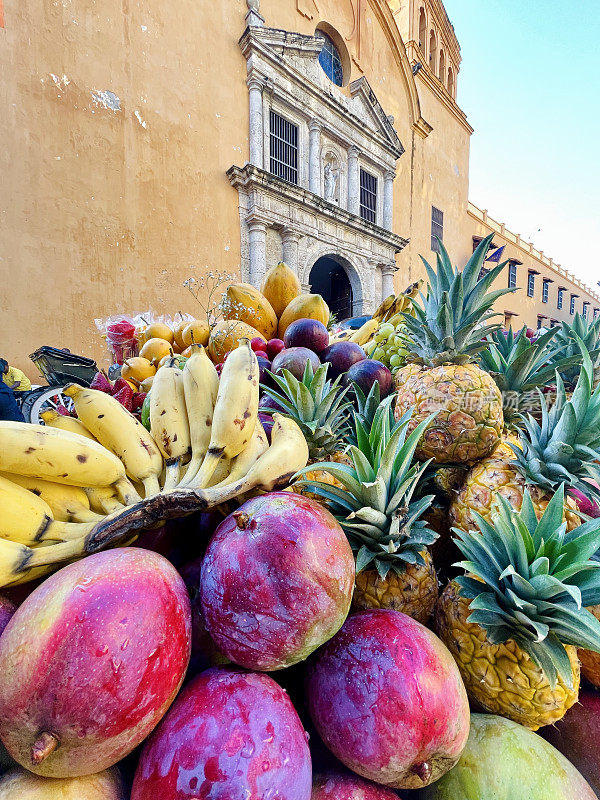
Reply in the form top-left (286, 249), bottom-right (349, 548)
top-left (420, 714), bottom-right (597, 800)
top-left (141, 392), bottom-right (151, 431)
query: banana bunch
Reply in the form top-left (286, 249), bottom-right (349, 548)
top-left (0, 340), bottom-right (310, 588)
top-left (371, 279), bottom-right (423, 326)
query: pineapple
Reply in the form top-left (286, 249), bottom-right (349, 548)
top-left (260, 362), bottom-right (353, 494)
top-left (579, 603), bottom-right (600, 687)
top-left (450, 347), bottom-right (600, 532)
top-left (478, 325), bottom-right (583, 429)
top-left (436, 488), bottom-right (600, 729)
top-left (550, 313), bottom-right (600, 389)
top-left (395, 234), bottom-right (514, 464)
top-left (296, 396), bottom-right (439, 624)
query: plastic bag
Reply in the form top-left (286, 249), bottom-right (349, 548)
top-left (95, 315), bottom-right (138, 364)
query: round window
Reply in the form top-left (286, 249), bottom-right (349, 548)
top-left (316, 31), bottom-right (344, 87)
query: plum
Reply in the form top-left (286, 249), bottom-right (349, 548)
top-left (200, 492), bottom-right (355, 671)
top-left (305, 609), bottom-right (469, 790)
top-left (345, 360), bottom-right (392, 397)
top-left (0, 549), bottom-right (191, 777)
top-left (0, 595), bottom-right (16, 637)
top-left (421, 713), bottom-right (597, 799)
top-left (131, 667), bottom-right (312, 800)
top-left (258, 412), bottom-right (274, 442)
top-left (320, 342), bottom-right (365, 379)
top-left (271, 347), bottom-right (320, 380)
top-left (284, 319), bottom-right (330, 354)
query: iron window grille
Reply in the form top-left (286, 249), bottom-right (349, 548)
top-left (542, 280), bottom-right (550, 304)
top-left (570, 295), bottom-right (576, 315)
top-left (557, 288), bottom-right (564, 309)
top-left (508, 263), bottom-right (517, 289)
top-left (583, 302), bottom-right (589, 319)
top-left (359, 168), bottom-right (377, 224)
top-left (269, 111), bottom-right (298, 185)
top-left (431, 206), bottom-right (443, 252)
top-left (527, 272), bottom-right (535, 298)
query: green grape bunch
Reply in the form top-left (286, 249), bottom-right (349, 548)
top-left (364, 321), bottom-right (410, 374)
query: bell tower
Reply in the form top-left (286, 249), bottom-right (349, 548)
top-left (388, 0), bottom-right (460, 101)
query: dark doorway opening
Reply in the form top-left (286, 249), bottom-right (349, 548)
top-left (309, 256), bottom-right (353, 321)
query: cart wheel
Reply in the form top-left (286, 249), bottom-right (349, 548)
top-left (23, 387), bottom-right (76, 424)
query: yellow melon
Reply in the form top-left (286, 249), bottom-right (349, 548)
top-left (222, 283), bottom-right (278, 340)
top-left (182, 320), bottom-right (210, 347)
top-left (208, 320), bottom-right (266, 363)
top-left (277, 294), bottom-right (330, 338)
top-left (121, 357), bottom-right (156, 384)
top-left (139, 338), bottom-right (174, 366)
top-left (261, 262), bottom-right (302, 318)
top-left (140, 322), bottom-right (174, 345)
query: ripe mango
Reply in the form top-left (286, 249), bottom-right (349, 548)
top-left (261, 262), bottom-right (302, 318)
top-left (208, 320), bottom-right (266, 363)
top-left (277, 294), bottom-right (330, 338)
top-left (222, 283), bottom-right (278, 340)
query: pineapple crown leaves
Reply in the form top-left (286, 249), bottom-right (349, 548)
top-left (346, 380), bottom-right (394, 447)
top-left (294, 396), bottom-right (438, 579)
top-left (512, 339), bottom-right (600, 504)
top-left (400, 234), bottom-right (516, 367)
top-left (452, 486), bottom-right (600, 688)
top-left (479, 326), bottom-right (585, 426)
top-left (550, 314), bottom-right (600, 388)
top-left (259, 361), bottom-right (352, 458)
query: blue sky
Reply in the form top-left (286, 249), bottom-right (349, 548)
top-left (442, 0), bottom-right (600, 288)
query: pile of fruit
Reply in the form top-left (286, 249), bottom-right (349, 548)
top-left (2, 235), bottom-right (600, 798)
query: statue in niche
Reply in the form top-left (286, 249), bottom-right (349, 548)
top-left (323, 157), bottom-right (340, 204)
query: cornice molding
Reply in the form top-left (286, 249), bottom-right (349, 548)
top-left (411, 52), bottom-right (473, 134)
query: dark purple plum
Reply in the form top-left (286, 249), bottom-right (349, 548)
top-left (256, 355), bottom-right (271, 384)
top-left (0, 597), bottom-right (17, 638)
top-left (258, 412), bottom-right (274, 443)
top-left (271, 347), bottom-right (320, 380)
top-left (132, 668), bottom-right (312, 800)
top-left (320, 342), bottom-right (365, 379)
top-left (345, 359), bottom-right (392, 397)
top-left (284, 319), bottom-right (330, 354)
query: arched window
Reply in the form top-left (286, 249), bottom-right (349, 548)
top-left (418, 7), bottom-right (427, 57)
top-left (448, 66), bottom-right (454, 97)
top-left (316, 31), bottom-right (344, 87)
top-left (439, 49), bottom-right (445, 82)
top-left (429, 30), bottom-right (437, 73)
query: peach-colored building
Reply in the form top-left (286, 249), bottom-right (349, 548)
top-left (1, 0), bottom-right (597, 376)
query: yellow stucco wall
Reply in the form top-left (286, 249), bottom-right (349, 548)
top-left (1, 0), bottom-right (596, 378)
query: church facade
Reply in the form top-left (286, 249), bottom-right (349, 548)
top-left (1, 0), bottom-right (597, 371)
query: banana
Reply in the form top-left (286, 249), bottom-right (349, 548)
top-left (198, 414), bottom-right (308, 506)
top-left (0, 422), bottom-right (134, 502)
top-left (84, 485), bottom-right (125, 515)
top-left (212, 418), bottom-right (269, 488)
top-left (0, 476), bottom-right (96, 545)
top-left (40, 409), bottom-right (97, 440)
top-left (0, 535), bottom-right (92, 589)
top-left (64, 384), bottom-right (163, 497)
top-left (349, 318), bottom-right (379, 345)
top-left (190, 339), bottom-right (259, 489)
top-left (0, 473), bottom-right (103, 523)
top-left (179, 345), bottom-right (220, 486)
top-left (372, 294), bottom-right (396, 323)
top-left (206, 456), bottom-right (232, 487)
top-left (150, 359), bottom-right (191, 491)
top-left (328, 329), bottom-right (353, 345)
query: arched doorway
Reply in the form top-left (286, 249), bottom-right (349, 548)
top-left (309, 256), bottom-right (354, 321)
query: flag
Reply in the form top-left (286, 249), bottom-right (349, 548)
top-left (486, 245), bottom-right (506, 263)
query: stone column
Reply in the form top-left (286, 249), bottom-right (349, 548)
top-left (247, 77), bottom-right (264, 168)
top-left (347, 145), bottom-right (360, 216)
top-left (383, 170), bottom-right (395, 230)
top-left (281, 229), bottom-right (301, 274)
top-left (308, 120), bottom-right (321, 195)
top-left (247, 218), bottom-right (267, 287)
top-left (381, 263), bottom-right (397, 299)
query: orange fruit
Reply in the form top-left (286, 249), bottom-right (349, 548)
top-left (141, 322), bottom-right (174, 345)
top-left (121, 357), bottom-right (156, 384)
top-left (182, 321), bottom-right (210, 347)
top-left (140, 338), bottom-right (174, 366)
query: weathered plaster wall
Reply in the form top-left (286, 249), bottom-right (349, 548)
top-left (1, 0), bottom-right (249, 374)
